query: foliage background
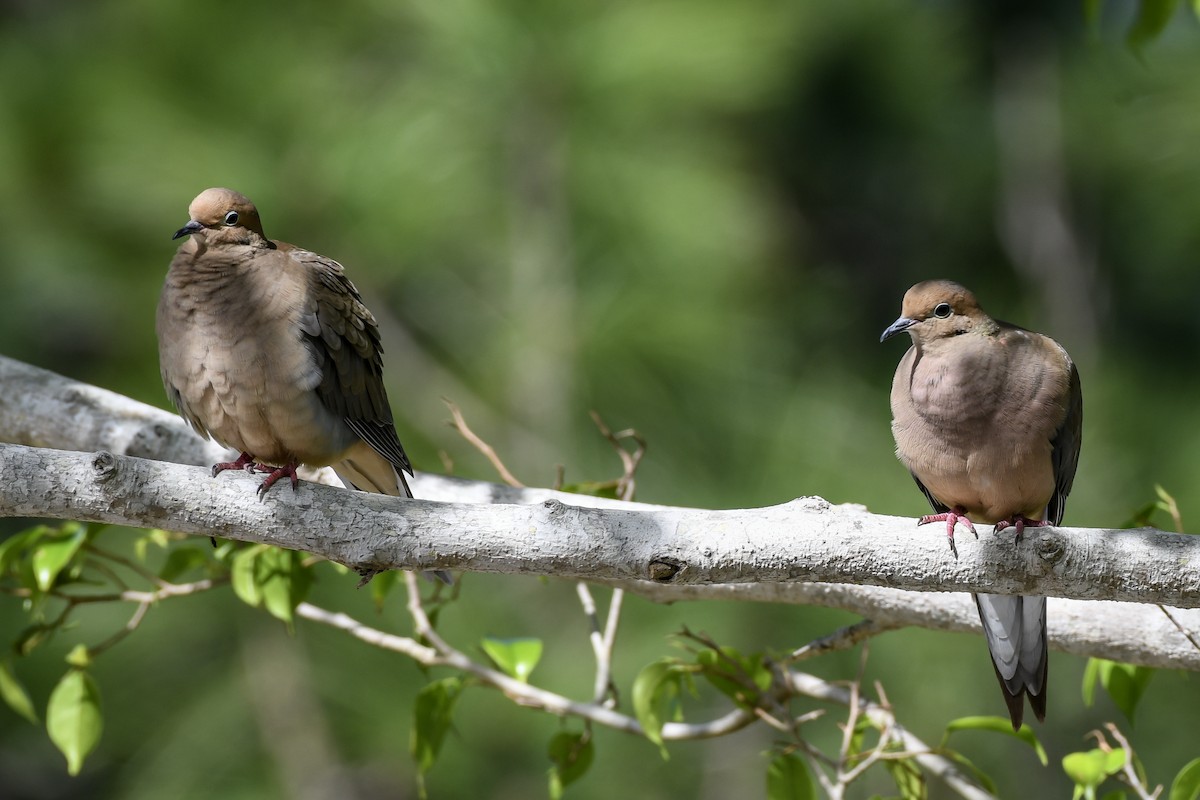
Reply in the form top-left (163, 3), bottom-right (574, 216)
top-left (1, 0), bottom-right (1199, 797)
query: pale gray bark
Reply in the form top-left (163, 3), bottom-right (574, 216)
top-left (1, 355), bottom-right (1198, 670)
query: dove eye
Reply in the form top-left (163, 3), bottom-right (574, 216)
top-left (224, 211), bottom-right (239, 226)
top-left (932, 303), bottom-right (952, 319)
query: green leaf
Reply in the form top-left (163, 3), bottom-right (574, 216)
top-left (1099, 791), bottom-right (1128, 800)
top-left (941, 716), bottom-right (1048, 766)
top-left (370, 569), bottom-right (399, 612)
top-left (1064, 749), bottom-right (1125, 791)
top-left (158, 546), bottom-right (209, 583)
top-left (258, 548), bottom-right (313, 630)
top-left (632, 658), bottom-right (683, 759)
top-left (1170, 758), bottom-right (1200, 800)
top-left (0, 527), bottom-right (45, 575)
top-left (1096, 660), bottom-right (1155, 726)
top-left (46, 669), bottom-right (103, 776)
top-left (939, 749), bottom-right (998, 795)
top-left (32, 526), bottom-right (87, 591)
top-left (64, 644), bottom-right (91, 669)
top-left (1083, 658), bottom-right (1101, 706)
top-left (0, 659), bottom-right (38, 724)
top-left (696, 647), bottom-right (771, 709)
top-left (481, 636), bottom-right (543, 683)
top-left (231, 544), bottom-right (269, 607)
top-left (410, 677), bottom-right (462, 775)
top-left (846, 715), bottom-right (873, 760)
top-left (1127, 0), bottom-right (1182, 52)
top-left (884, 757), bottom-right (926, 800)
top-left (558, 481), bottom-right (620, 499)
top-left (547, 732), bottom-right (595, 799)
top-left (767, 753), bottom-right (815, 800)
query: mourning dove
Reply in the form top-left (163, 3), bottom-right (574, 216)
top-left (881, 279), bottom-right (1082, 730)
top-left (157, 187), bottom-right (451, 584)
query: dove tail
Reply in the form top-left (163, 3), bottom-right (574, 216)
top-left (974, 593), bottom-right (1048, 730)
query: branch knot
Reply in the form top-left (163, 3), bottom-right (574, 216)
top-left (91, 451), bottom-right (118, 482)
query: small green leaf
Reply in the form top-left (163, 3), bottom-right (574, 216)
top-left (370, 569), bottom-right (399, 612)
top-left (558, 481), bottom-right (621, 499)
top-left (231, 544), bottom-right (269, 607)
top-left (158, 547), bottom-right (209, 583)
top-left (846, 715), bottom-right (873, 759)
top-left (410, 677), bottom-right (462, 775)
top-left (547, 732), bottom-right (594, 798)
top-left (884, 757), bottom-right (926, 800)
top-left (46, 669), bottom-right (103, 776)
top-left (32, 526), bottom-right (87, 591)
top-left (696, 647), bottom-right (771, 709)
top-left (1127, 0), bottom-right (1183, 52)
top-left (1100, 791), bottom-right (1128, 800)
top-left (258, 548), bottom-right (312, 630)
top-left (939, 749), bottom-right (998, 795)
top-left (0, 660), bottom-right (38, 724)
top-left (767, 753), bottom-right (815, 800)
top-left (1064, 749), bottom-right (1125, 790)
top-left (64, 644), bottom-right (91, 669)
top-left (0, 527), bottom-right (45, 575)
top-left (942, 716), bottom-right (1048, 766)
top-left (1083, 658), bottom-right (1101, 706)
top-left (481, 636), bottom-right (543, 683)
top-left (1170, 757), bottom-right (1200, 800)
top-left (1097, 660), bottom-right (1155, 727)
top-left (632, 658), bottom-right (682, 759)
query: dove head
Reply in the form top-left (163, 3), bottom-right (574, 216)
top-left (173, 188), bottom-right (267, 244)
top-left (880, 280), bottom-right (996, 344)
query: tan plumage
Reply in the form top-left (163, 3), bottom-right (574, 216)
top-left (157, 187), bottom-right (449, 583)
top-left (881, 279), bottom-right (1082, 730)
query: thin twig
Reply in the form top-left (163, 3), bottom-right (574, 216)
top-left (1105, 724), bottom-right (1163, 800)
top-left (1157, 605), bottom-right (1200, 654)
top-left (88, 600), bottom-right (150, 658)
top-left (786, 619), bottom-right (899, 664)
top-left (599, 588), bottom-right (623, 707)
top-left (442, 398), bottom-right (525, 487)
top-left (576, 583), bottom-right (620, 707)
top-left (588, 411), bottom-right (645, 503)
top-left (86, 544), bottom-right (172, 589)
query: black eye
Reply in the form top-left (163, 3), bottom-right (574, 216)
top-left (932, 303), bottom-right (952, 319)
top-left (224, 211), bottom-right (239, 226)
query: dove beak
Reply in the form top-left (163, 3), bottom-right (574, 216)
top-left (173, 220), bottom-right (207, 240)
top-left (880, 317), bottom-right (918, 343)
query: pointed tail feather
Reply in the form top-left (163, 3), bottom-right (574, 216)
top-left (974, 593), bottom-right (1048, 730)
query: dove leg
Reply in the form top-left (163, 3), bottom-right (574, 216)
top-left (212, 451), bottom-right (259, 477)
top-left (256, 459), bottom-right (300, 499)
top-left (917, 504), bottom-right (977, 557)
top-left (993, 515), bottom-right (1049, 543)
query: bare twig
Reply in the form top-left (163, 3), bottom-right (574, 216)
top-left (588, 411), bottom-right (645, 503)
top-left (88, 600), bottom-right (151, 658)
top-left (1157, 605), bottom-right (1200, 653)
top-left (1104, 724), bottom-right (1163, 800)
top-left (786, 619), bottom-right (899, 664)
top-left (437, 450), bottom-right (454, 476)
top-left (442, 398), bottom-right (525, 487)
top-left (576, 583), bottom-right (621, 707)
top-left (86, 544), bottom-right (171, 589)
top-left (599, 588), bottom-right (623, 707)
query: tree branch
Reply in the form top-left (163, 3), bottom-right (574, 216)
top-left (1, 355), bottom-right (1198, 671)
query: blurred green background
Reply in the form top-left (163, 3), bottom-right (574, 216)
top-left (2, 0), bottom-right (1200, 797)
